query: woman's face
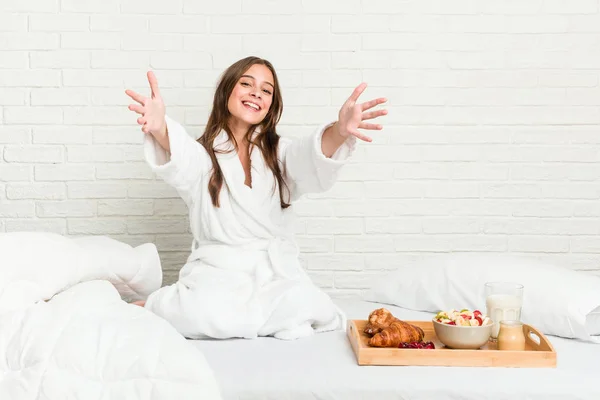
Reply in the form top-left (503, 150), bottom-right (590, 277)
top-left (227, 63), bottom-right (274, 129)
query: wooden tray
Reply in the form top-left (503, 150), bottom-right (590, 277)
top-left (347, 319), bottom-right (556, 368)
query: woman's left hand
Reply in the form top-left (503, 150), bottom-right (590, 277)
top-left (336, 83), bottom-right (387, 143)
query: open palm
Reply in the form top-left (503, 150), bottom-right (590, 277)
top-left (125, 71), bottom-right (167, 138)
top-left (337, 83), bottom-right (387, 142)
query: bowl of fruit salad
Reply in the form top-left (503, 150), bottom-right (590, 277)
top-left (432, 309), bottom-right (493, 349)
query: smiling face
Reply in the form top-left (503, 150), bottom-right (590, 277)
top-left (227, 63), bottom-right (274, 131)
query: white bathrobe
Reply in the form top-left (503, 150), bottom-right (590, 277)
top-left (143, 116), bottom-right (356, 340)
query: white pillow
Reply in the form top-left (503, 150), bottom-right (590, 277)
top-left (0, 232), bottom-right (162, 312)
top-left (70, 235), bottom-right (162, 301)
top-left (364, 253), bottom-right (600, 343)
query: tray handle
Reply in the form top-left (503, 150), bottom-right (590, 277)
top-left (523, 324), bottom-right (554, 352)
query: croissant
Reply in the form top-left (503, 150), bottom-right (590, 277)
top-left (368, 320), bottom-right (425, 347)
top-left (364, 308), bottom-right (397, 336)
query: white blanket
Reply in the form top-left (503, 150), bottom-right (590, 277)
top-left (142, 116), bottom-right (355, 340)
top-left (0, 232), bottom-right (222, 400)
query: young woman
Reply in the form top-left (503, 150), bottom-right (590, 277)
top-left (125, 56), bottom-right (387, 340)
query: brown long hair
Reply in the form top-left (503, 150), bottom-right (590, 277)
top-left (197, 56), bottom-right (290, 209)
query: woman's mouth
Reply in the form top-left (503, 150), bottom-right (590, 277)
top-left (242, 101), bottom-right (261, 112)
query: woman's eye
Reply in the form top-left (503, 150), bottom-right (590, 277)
top-left (241, 82), bottom-right (250, 87)
top-left (263, 89), bottom-right (272, 95)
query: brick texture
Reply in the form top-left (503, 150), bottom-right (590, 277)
top-left (1, 1), bottom-right (600, 299)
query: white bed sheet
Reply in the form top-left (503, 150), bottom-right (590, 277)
top-left (191, 299), bottom-right (598, 400)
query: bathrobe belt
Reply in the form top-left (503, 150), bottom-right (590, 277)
top-left (186, 237), bottom-right (302, 280)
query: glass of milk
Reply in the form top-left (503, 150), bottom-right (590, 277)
top-left (484, 282), bottom-right (524, 341)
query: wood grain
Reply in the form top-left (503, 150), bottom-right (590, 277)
top-left (347, 320), bottom-right (556, 368)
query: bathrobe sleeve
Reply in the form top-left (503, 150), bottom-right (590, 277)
top-left (279, 122), bottom-right (357, 200)
top-left (144, 115), bottom-right (208, 206)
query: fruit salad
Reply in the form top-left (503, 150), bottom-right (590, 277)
top-left (434, 309), bottom-right (491, 327)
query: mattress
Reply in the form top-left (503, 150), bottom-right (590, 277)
top-left (191, 299), bottom-right (600, 400)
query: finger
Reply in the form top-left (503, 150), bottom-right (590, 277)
top-left (137, 117), bottom-right (146, 126)
top-left (349, 130), bottom-right (373, 143)
top-left (358, 122), bottom-right (383, 130)
top-left (147, 71), bottom-right (161, 98)
top-left (347, 82), bottom-right (368, 104)
top-left (361, 97), bottom-right (387, 112)
top-left (128, 104), bottom-right (145, 115)
top-left (362, 109), bottom-right (388, 121)
top-left (125, 89), bottom-right (146, 105)
top-left (141, 124), bottom-right (150, 134)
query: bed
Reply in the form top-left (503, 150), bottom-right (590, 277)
top-left (193, 299), bottom-right (600, 400)
top-left (5, 232), bottom-right (597, 399)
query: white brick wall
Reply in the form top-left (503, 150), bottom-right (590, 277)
top-left (2, 1), bottom-right (600, 298)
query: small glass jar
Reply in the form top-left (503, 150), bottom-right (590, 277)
top-left (497, 320), bottom-right (526, 351)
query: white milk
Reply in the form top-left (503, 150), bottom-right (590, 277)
top-left (486, 294), bottom-right (522, 338)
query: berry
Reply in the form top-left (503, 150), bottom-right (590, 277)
top-left (398, 341), bottom-right (436, 349)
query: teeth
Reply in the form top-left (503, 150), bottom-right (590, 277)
top-left (243, 102), bottom-right (259, 110)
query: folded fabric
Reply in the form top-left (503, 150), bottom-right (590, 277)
top-left (0, 231), bottom-right (222, 399)
top-left (0, 280), bottom-right (222, 399)
top-left (0, 231), bottom-right (161, 313)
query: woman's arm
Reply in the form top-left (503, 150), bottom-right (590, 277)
top-left (280, 83), bottom-right (387, 199)
top-left (126, 72), bottom-right (208, 206)
top-left (126, 71), bottom-right (170, 151)
top-left (321, 83), bottom-right (387, 157)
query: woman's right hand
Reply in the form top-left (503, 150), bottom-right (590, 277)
top-left (125, 71), bottom-right (168, 143)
